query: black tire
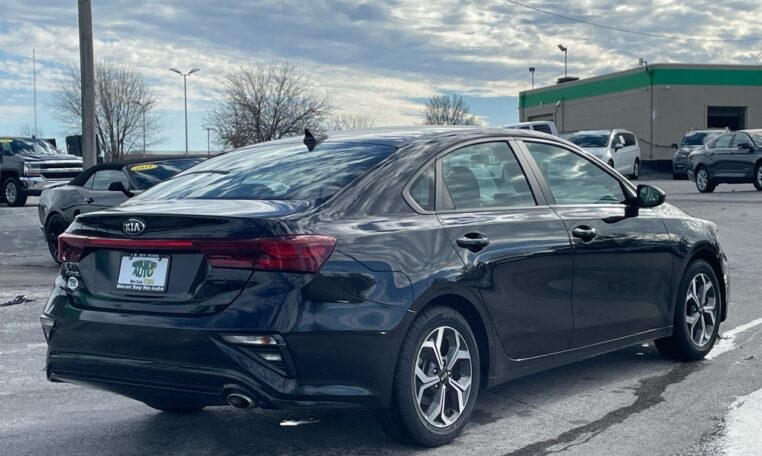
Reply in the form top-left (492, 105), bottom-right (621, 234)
top-left (377, 306), bottom-right (481, 447)
top-left (655, 260), bottom-right (721, 361)
top-left (143, 402), bottom-right (205, 414)
top-left (45, 214), bottom-right (68, 263)
top-left (629, 159), bottom-right (640, 180)
top-left (753, 162), bottom-right (762, 191)
top-left (3, 177), bottom-right (27, 207)
top-left (694, 166), bottom-right (715, 193)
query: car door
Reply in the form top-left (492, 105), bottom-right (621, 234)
top-left (519, 139), bottom-right (674, 348)
top-left (434, 139), bottom-right (574, 360)
top-left (727, 133), bottom-right (756, 180)
top-left (708, 133), bottom-right (734, 180)
top-left (78, 169), bottom-right (131, 214)
top-left (611, 133), bottom-right (629, 174)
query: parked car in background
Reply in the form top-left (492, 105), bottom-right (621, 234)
top-left (503, 120), bottom-right (559, 136)
top-left (672, 129), bottom-right (724, 179)
top-left (561, 129), bottom-right (641, 179)
top-left (44, 127), bottom-right (727, 447)
top-left (38, 156), bottom-right (203, 261)
top-left (0, 137), bottom-right (83, 207)
top-left (687, 129), bottom-right (762, 193)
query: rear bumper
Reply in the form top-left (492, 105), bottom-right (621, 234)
top-left (42, 276), bottom-right (410, 410)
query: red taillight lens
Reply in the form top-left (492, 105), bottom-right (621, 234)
top-left (57, 233), bottom-right (87, 263)
top-left (199, 236), bottom-right (336, 272)
top-left (56, 234), bottom-right (336, 273)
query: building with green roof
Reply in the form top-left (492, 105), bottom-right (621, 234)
top-left (519, 64), bottom-right (762, 161)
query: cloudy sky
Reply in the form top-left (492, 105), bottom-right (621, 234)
top-left (1, 0), bottom-right (761, 151)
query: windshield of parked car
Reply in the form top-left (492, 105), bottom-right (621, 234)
top-left (561, 132), bottom-right (610, 148)
top-left (681, 131), bottom-right (722, 146)
top-left (127, 158), bottom-right (204, 189)
top-left (136, 141), bottom-right (396, 204)
top-left (0, 138), bottom-right (62, 155)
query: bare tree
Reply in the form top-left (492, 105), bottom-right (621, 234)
top-left (207, 62), bottom-right (334, 148)
top-left (328, 113), bottom-right (376, 131)
top-left (18, 124), bottom-right (44, 138)
top-left (52, 61), bottom-right (161, 161)
top-left (422, 94), bottom-right (481, 126)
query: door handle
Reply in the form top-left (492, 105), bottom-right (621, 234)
top-left (85, 197), bottom-right (94, 204)
top-left (456, 233), bottom-right (489, 252)
top-left (572, 225), bottom-right (598, 242)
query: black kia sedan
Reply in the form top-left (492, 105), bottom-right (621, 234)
top-left (42, 127), bottom-right (728, 447)
top-left (687, 129), bottom-right (762, 192)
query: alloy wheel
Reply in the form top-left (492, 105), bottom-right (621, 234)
top-left (4, 182), bottom-right (17, 204)
top-left (414, 326), bottom-right (473, 428)
top-left (696, 169), bottom-right (708, 191)
top-left (633, 160), bottom-right (639, 178)
top-left (756, 166), bottom-right (762, 187)
top-left (685, 272), bottom-right (716, 347)
top-left (46, 217), bottom-right (67, 260)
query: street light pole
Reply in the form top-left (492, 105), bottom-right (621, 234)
top-left (557, 44), bottom-right (568, 78)
top-left (132, 100), bottom-right (146, 153)
top-left (204, 127), bottom-right (213, 157)
top-left (78, 0), bottom-right (97, 168)
top-left (169, 67), bottom-right (200, 156)
top-left (529, 67), bottom-right (535, 90)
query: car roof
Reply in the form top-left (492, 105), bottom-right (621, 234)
top-left (233, 126), bottom-right (561, 151)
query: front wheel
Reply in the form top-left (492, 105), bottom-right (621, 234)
top-left (377, 306), bottom-right (480, 447)
top-left (629, 159), bottom-right (640, 180)
top-left (655, 260), bottom-right (721, 360)
top-left (753, 162), bottom-right (762, 191)
top-left (3, 178), bottom-right (27, 207)
top-left (695, 167), bottom-right (715, 193)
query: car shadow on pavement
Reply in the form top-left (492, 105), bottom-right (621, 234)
top-left (27, 344), bottom-right (691, 456)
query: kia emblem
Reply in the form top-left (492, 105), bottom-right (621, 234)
top-left (123, 218), bottom-right (146, 236)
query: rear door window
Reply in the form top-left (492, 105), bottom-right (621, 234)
top-left (440, 142), bottom-right (535, 210)
top-left (533, 124), bottom-right (552, 134)
top-left (408, 163), bottom-right (435, 211)
top-left (137, 141), bottom-right (396, 204)
top-left (713, 133), bottom-right (733, 149)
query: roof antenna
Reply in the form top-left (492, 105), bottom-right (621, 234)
top-left (303, 128), bottom-right (327, 151)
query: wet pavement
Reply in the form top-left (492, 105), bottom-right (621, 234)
top-left (1, 180), bottom-right (761, 455)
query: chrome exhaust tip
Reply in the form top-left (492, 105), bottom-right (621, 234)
top-left (226, 392), bottom-right (255, 409)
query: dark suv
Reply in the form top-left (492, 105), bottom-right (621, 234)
top-left (687, 129), bottom-right (762, 192)
top-left (0, 137), bottom-right (83, 206)
top-left (43, 127), bottom-right (728, 447)
top-left (671, 129), bottom-right (724, 179)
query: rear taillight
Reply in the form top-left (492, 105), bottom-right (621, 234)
top-left (56, 233), bottom-right (336, 273)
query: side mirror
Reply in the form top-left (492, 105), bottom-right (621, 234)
top-left (671, 143), bottom-right (678, 150)
top-left (634, 184), bottom-right (665, 208)
top-left (107, 181), bottom-right (134, 197)
top-left (614, 142), bottom-right (625, 151)
top-left (736, 142), bottom-right (754, 151)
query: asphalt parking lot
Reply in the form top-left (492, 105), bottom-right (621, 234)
top-left (1, 178), bottom-right (761, 456)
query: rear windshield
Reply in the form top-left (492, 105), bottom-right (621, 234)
top-left (136, 141), bottom-right (395, 204)
top-left (562, 133), bottom-right (609, 148)
top-left (681, 131), bottom-right (721, 146)
top-left (128, 158), bottom-right (203, 189)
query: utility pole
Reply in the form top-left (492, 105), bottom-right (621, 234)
top-left (558, 44), bottom-right (568, 78)
top-left (529, 67), bottom-right (535, 90)
top-left (132, 100), bottom-right (147, 153)
top-left (78, 0), bottom-right (97, 168)
top-left (33, 49), bottom-right (37, 136)
top-left (204, 127), bottom-right (213, 157)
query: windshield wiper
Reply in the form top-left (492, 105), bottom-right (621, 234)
top-left (183, 170), bottom-right (230, 175)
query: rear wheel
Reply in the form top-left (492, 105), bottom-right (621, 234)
top-left (377, 306), bottom-right (480, 447)
top-left (3, 177), bottom-right (27, 207)
top-left (655, 260), bottom-right (721, 360)
top-left (753, 162), bottom-right (762, 191)
top-left (629, 159), bottom-right (640, 180)
top-left (45, 214), bottom-right (68, 263)
top-left (695, 167), bottom-right (715, 193)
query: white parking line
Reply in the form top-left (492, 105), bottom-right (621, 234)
top-left (718, 388), bottom-right (762, 455)
top-left (707, 318), bottom-right (762, 360)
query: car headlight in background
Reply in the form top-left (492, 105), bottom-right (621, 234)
top-left (23, 162), bottom-right (41, 177)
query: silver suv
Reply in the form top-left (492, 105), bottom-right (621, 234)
top-left (0, 137), bottom-right (83, 206)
